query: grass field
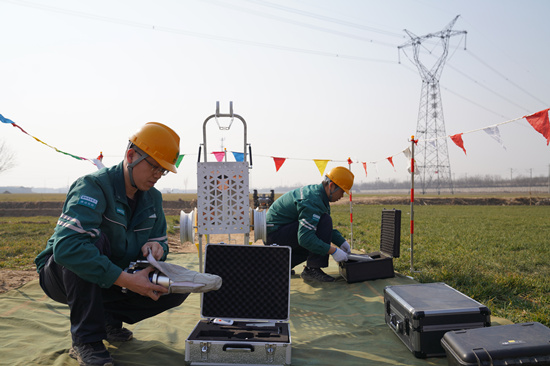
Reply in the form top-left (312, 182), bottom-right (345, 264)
top-left (330, 204), bottom-right (550, 327)
top-left (1, 196), bottom-right (548, 327)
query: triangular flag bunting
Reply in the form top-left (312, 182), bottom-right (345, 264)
top-left (524, 108), bottom-right (550, 145)
top-left (231, 151), bottom-right (244, 162)
top-left (362, 162), bottom-right (367, 177)
top-left (1, 114), bottom-right (96, 166)
top-left (0, 114), bottom-right (15, 124)
top-left (450, 133), bottom-right (467, 155)
top-left (91, 159), bottom-right (105, 169)
top-left (212, 151), bottom-right (225, 162)
top-left (272, 157), bottom-right (286, 172)
top-left (313, 159), bottom-right (330, 176)
top-left (176, 154), bottom-right (185, 168)
top-left (387, 156), bottom-right (396, 171)
top-left (483, 126), bottom-right (506, 150)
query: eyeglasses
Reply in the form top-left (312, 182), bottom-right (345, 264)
top-left (136, 151), bottom-right (169, 176)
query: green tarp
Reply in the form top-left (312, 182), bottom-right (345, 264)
top-left (0, 252), bottom-right (511, 365)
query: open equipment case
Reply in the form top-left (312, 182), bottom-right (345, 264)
top-left (183, 103), bottom-right (289, 365)
top-left (185, 244), bottom-right (292, 365)
top-left (339, 209), bottom-right (401, 283)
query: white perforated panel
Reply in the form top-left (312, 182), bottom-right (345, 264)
top-left (196, 162), bottom-right (250, 234)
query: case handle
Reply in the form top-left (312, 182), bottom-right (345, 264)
top-left (223, 344), bottom-right (254, 353)
top-left (389, 313), bottom-right (403, 334)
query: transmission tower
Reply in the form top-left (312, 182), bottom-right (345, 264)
top-left (399, 15), bottom-right (466, 194)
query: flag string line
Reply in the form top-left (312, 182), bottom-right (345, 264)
top-left (1, 109), bottom-right (548, 175)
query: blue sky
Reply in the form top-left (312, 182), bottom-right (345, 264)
top-left (1, 0), bottom-right (549, 192)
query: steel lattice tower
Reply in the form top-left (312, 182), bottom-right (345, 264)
top-left (399, 16), bottom-right (466, 194)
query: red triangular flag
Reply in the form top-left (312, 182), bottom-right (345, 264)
top-left (450, 133), bottom-right (467, 155)
top-left (524, 108), bottom-right (550, 145)
top-left (272, 157), bottom-right (286, 172)
top-left (362, 162), bottom-right (367, 177)
top-left (387, 156), bottom-right (395, 171)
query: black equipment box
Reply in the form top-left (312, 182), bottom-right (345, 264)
top-left (441, 322), bottom-right (550, 366)
top-left (185, 244), bottom-right (292, 365)
top-left (339, 209), bottom-right (401, 283)
top-left (384, 282), bottom-right (491, 358)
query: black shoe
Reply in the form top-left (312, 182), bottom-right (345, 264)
top-left (105, 323), bottom-right (133, 342)
top-left (69, 341), bottom-right (114, 366)
top-left (300, 267), bottom-right (335, 282)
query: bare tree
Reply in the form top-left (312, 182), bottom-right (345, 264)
top-left (0, 140), bottom-right (15, 174)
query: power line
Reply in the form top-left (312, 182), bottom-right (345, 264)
top-left (2, 0), bottom-right (546, 117)
top-left (1, 0), bottom-right (396, 63)
top-left (465, 49), bottom-right (549, 106)
top-left (445, 63), bottom-right (532, 114)
top-left (203, 0), bottom-right (398, 47)
top-left (243, 0), bottom-right (405, 38)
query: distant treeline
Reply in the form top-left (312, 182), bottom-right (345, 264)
top-left (355, 174), bottom-right (550, 191)
top-left (265, 174), bottom-right (550, 193)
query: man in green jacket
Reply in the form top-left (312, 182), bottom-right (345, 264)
top-left (265, 167), bottom-right (354, 283)
top-left (35, 122), bottom-right (187, 366)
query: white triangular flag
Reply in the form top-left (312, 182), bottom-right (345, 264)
top-left (483, 126), bottom-right (507, 151)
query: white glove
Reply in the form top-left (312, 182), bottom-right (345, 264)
top-left (331, 247), bottom-right (349, 262)
top-left (340, 241), bottom-right (351, 254)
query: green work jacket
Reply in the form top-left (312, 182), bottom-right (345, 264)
top-left (35, 162), bottom-right (169, 288)
top-left (266, 183), bottom-right (346, 255)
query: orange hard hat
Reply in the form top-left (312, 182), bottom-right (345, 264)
top-left (326, 166), bottom-right (354, 194)
top-left (129, 122), bottom-right (180, 173)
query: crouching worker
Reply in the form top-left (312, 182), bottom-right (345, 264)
top-left (265, 167), bottom-right (354, 283)
top-left (34, 122), bottom-right (189, 366)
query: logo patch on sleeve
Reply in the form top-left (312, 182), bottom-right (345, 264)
top-left (78, 195), bottom-right (98, 209)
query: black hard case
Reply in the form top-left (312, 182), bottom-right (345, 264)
top-left (384, 282), bottom-right (491, 358)
top-left (185, 244), bottom-right (292, 365)
top-left (441, 322), bottom-right (550, 366)
top-left (339, 209), bottom-right (401, 283)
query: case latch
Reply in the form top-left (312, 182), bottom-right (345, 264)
top-left (200, 342), bottom-right (210, 361)
top-left (265, 344), bottom-right (276, 363)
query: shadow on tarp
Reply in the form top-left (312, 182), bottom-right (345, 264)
top-left (0, 252), bottom-right (511, 366)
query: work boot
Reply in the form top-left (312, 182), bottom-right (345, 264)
top-left (105, 323), bottom-right (133, 342)
top-left (69, 341), bottom-right (114, 366)
top-left (300, 267), bottom-right (335, 282)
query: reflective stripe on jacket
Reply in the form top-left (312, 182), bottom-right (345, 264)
top-left (35, 161), bottom-right (168, 288)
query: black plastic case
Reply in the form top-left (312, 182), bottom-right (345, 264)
top-left (384, 282), bottom-right (491, 358)
top-left (185, 244), bottom-right (292, 365)
top-left (339, 209), bottom-right (401, 283)
top-left (441, 322), bottom-right (550, 366)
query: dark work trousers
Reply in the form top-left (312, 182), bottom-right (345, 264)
top-left (38, 238), bottom-right (188, 345)
top-left (266, 213), bottom-right (332, 269)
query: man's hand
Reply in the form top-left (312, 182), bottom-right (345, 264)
top-left (141, 241), bottom-right (164, 260)
top-left (331, 247), bottom-right (349, 262)
top-left (115, 266), bottom-right (168, 301)
top-left (340, 241), bottom-right (351, 254)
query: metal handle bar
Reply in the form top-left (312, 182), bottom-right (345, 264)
top-left (201, 101), bottom-right (248, 163)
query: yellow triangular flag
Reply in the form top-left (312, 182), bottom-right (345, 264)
top-left (313, 159), bottom-right (330, 176)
